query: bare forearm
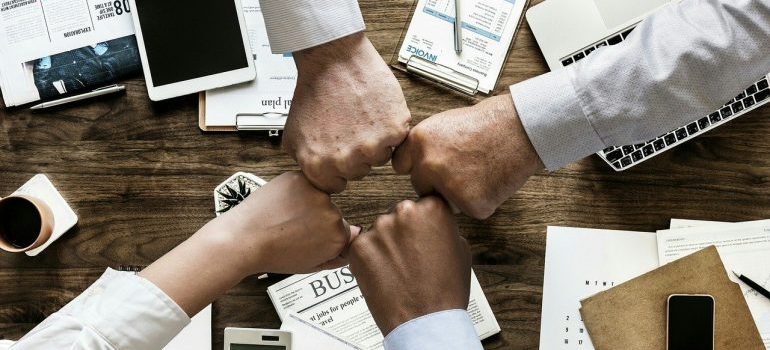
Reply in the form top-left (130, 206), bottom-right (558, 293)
top-left (139, 219), bottom-right (251, 317)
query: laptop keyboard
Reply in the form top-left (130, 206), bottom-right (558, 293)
top-left (560, 26), bottom-right (770, 171)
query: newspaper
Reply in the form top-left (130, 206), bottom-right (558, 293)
top-left (0, 0), bottom-right (138, 106)
top-left (268, 266), bottom-right (500, 350)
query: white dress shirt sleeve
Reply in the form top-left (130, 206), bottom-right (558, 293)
top-left (383, 310), bottom-right (483, 350)
top-left (259, 0), bottom-right (366, 54)
top-left (510, 0), bottom-right (770, 170)
top-left (11, 269), bottom-right (190, 350)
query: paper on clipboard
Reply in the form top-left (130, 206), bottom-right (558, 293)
top-left (200, 0), bottom-right (296, 131)
top-left (394, 0), bottom-right (527, 95)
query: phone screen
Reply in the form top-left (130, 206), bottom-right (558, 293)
top-left (668, 295), bottom-right (714, 350)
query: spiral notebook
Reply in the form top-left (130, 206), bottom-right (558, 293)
top-left (118, 266), bottom-right (212, 350)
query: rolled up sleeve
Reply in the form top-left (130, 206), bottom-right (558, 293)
top-left (12, 269), bottom-right (190, 350)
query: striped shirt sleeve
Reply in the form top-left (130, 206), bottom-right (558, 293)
top-left (259, 0), bottom-right (366, 54)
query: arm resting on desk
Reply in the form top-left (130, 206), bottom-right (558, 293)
top-left (511, 0), bottom-right (770, 170)
top-left (11, 269), bottom-right (189, 350)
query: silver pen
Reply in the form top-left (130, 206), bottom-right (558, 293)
top-left (30, 84), bottom-right (126, 110)
top-left (454, 0), bottom-right (463, 54)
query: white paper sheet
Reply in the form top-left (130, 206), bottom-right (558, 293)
top-left (397, 0), bottom-right (526, 93)
top-left (281, 313), bottom-right (359, 350)
top-left (658, 220), bottom-right (770, 348)
top-left (164, 305), bottom-right (212, 350)
top-left (540, 226), bottom-right (659, 350)
top-left (204, 0), bottom-right (296, 127)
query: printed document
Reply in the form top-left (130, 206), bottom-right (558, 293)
top-left (397, 0), bottom-right (526, 93)
top-left (204, 0), bottom-right (296, 127)
top-left (268, 266), bottom-right (500, 350)
top-left (540, 226), bottom-right (659, 350)
top-left (0, 0), bottom-right (137, 106)
top-left (658, 220), bottom-right (770, 348)
top-left (280, 313), bottom-right (359, 350)
top-left (540, 223), bottom-right (770, 350)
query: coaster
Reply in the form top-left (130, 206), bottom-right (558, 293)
top-left (213, 172), bottom-right (267, 216)
top-left (11, 174), bottom-right (78, 256)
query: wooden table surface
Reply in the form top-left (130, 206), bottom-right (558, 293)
top-left (3, 0), bottom-right (770, 348)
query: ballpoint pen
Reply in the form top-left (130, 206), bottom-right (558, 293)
top-left (733, 271), bottom-right (770, 301)
top-left (30, 84), bottom-right (126, 110)
top-left (454, 0), bottom-right (463, 54)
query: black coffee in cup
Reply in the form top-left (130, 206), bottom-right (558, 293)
top-left (0, 197), bottom-right (42, 249)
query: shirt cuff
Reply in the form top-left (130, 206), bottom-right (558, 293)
top-left (510, 69), bottom-right (607, 170)
top-left (383, 309), bottom-right (483, 350)
top-left (65, 268), bottom-right (191, 350)
top-left (260, 0), bottom-right (366, 54)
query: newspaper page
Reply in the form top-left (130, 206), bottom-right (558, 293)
top-left (0, 0), bottom-right (137, 106)
top-left (268, 266), bottom-right (500, 350)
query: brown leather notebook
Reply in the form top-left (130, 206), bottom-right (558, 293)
top-left (579, 246), bottom-right (764, 350)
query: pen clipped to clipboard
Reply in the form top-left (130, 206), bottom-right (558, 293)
top-left (390, 0), bottom-right (529, 96)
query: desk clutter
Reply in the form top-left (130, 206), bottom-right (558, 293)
top-left (540, 221), bottom-right (770, 350)
top-left (0, 0), bottom-right (293, 135)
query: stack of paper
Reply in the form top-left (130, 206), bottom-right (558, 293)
top-left (539, 220), bottom-right (770, 350)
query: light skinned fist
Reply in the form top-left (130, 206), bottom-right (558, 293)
top-left (392, 94), bottom-right (544, 219)
top-left (284, 33), bottom-right (412, 193)
top-left (212, 171), bottom-right (359, 275)
top-left (346, 197), bottom-right (472, 336)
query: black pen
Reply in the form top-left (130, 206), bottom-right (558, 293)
top-left (733, 271), bottom-right (770, 300)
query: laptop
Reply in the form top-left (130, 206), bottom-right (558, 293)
top-left (526, 0), bottom-right (770, 171)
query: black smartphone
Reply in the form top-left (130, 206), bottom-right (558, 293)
top-left (667, 294), bottom-right (715, 350)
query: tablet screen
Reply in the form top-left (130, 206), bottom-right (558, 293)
top-left (135, 0), bottom-right (249, 87)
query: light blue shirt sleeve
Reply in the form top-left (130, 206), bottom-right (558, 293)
top-left (383, 310), bottom-right (483, 350)
top-left (511, 0), bottom-right (770, 170)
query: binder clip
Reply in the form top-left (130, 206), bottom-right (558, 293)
top-left (405, 56), bottom-right (480, 96)
top-left (236, 112), bottom-right (288, 137)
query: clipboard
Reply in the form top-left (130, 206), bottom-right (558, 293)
top-left (198, 92), bottom-right (287, 136)
top-left (390, 0), bottom-right (530, 97)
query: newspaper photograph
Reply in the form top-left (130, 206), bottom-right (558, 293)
top-left (268, 266), bottom-right (500, 350)
top-left (0, 0), bottom-right (137, 106)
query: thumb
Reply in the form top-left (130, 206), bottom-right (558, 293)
top-left (317, 225), bottom-right (361, 271)
top-left (392, 138), bottom-right (414, 174)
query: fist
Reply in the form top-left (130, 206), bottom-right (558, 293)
top-left (392, 95), bottom-right (544, 219)
top-left (284, 33), bottom-right (411, 193)
top-left (216, 172), bottom-right (357, 275)
top-left (347, 197), bottom-right (471, 335)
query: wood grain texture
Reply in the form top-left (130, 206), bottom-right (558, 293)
top-left (2, 0), bottom-right (770, 348)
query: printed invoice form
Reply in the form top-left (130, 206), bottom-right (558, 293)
top-left (397, 0), bottom-right (526, 93)
top-left (658, 220), bottom-right (770, 349)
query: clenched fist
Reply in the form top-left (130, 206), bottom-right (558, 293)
top-left (347, 197), bottom-right (472, 336)
top-left (285, 33), bottom-right (411, 193)
top-left (213, 171), bottom-right (358, 275)
top-left (392, 95), bottom-right (544, 219)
